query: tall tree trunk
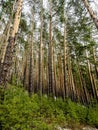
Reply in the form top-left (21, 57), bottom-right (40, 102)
top-left (13, 45), bottom-right (21, 86)
top-left (82, 0), bottom-right (98, 29)
top-left (0, 21), bottom-right (10, 64)
top-left (35, 57), bottom-right (39, 93)
top-left (58, 54), bottom-right (65, 99)
top-left (0, 0), bottom-right (23, 87)
top-left (23, 54), bottom-right (28, 89)
top-left (77, 59), bottom-right (90, 104)
top-left (63, 23), bottom-right (68, 98)
top-left (28, 11), bottom-right (34, 95)
top-left (39, 0), bottom-right (43, 97)
top-left (54, 56), bottom-right (57, 97)
top-left (28, 35), bottom-right (34, 95)
top-left (48, 0), bottom-right (54, 96)
top-left (67, 53), bottom-right (76, 101)
top-left (86, 50), bottom-right (98, 100)
top-left (92, 47), bottom-right (98, 78)
top-left (0, 0), bottom-right (17, 64)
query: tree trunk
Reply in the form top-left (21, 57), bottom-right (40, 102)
top-left (86, 50), bottom-right (98, 100)
top-left (92, 47), bottom-right (98, 79)
top-left (58, 54), bottom-right (65, 100)
top-left (67, 53), bottom-right (76, 101)
top-left (77, 59), bottom-right (90, 104)
top-left (0, 0), bottom-right (17, 64)
top-left (63, 23), bottom-right (68, 98)
top-left (39, 0), bottom-right (43, 97)
top-left (28, 35), bottom-right (34, 95)
top-left (82, 0), bottom-right (98, 29)
top-left (48, 0), bottom-right (54, 96)
top-left (28, 11), bottom-right (34, 95)
top-left (23, 55), bottom-right (28, 89)
top-left (0, 21), bottom-right (10, 64)
top-left (0, 0), bottom-right (23, 87)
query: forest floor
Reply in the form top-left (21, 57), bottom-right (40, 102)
top-left (58, 125), bottom-right (98, 130)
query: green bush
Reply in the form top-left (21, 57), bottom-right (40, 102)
top-left (0, 85), bottom-right (98, 129)
top-left (0, 86), bottom-right (64, 129)
top-left (0, 86), bottom-right (33, 129)
top-left (87, 104), bottom-right (98, 127)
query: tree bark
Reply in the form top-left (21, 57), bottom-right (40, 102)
top-left (67, 53), bottom-right (76, 101)
top-left (48, 0), bottom-right (54, 96)
top-left (82, 0), bottom-right (98, 29)
top-left (0, 0), bottom-right (17, 64)
top-left (39, 0), bottom-right (43, 97)
top-left (63, 23), bottom-right (68, 98)
top-left (86, 50), bottom-right (98, 100)
top-left (92, 47), bottom-right (98, 79)
top-left (77, 59), bottom-right (90, 104)
top-left (28, 11), bottom-right (34, 95)
top-left (0, 0), bottom-right (23, 87)
top-left (28, 35), bottom-right (34, 95)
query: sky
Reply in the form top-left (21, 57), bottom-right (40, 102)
top-left (91, 0), bottom-right (98, 14)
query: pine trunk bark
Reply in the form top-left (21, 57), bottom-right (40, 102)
top-left (28, 11), bottom-right (34, 95)
top-left (77, 59), bottom-right (90, 104)
top-left (67, 54), bottom-right (76, 101)
top-left (82, 0), bottom-right (98, 29)
top-left (23, 55), bottom-right (28, 89)
top-left (48, 0), bottom-right (54, 96)
top-left (28, 35), bottom-right (34, 95)
top-left (0, 0), bottom-right (23, 87)
top-left (0, 21), bottom-right (10, 64)
top-left (39, 0), bottom-right (43, 97)
top-left (0, 0), bottom-right (17, 64)
top-left (86, 50), bottom-right (98, 100)
top-left (63, 23), bottom-right (68, 98)
top-left (92, 47), bottom-right (98, 79)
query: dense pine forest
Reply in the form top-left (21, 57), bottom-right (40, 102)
top-left (0, 0), bottom-right (98, 129)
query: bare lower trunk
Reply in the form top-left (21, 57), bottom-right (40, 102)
top-left (23, 55), bottom-right (28, 89)
top-left (39, 0), bottom-right (43, 97)
top-left (63, 23), bottom-right (68, 98)
top-left (86, 50), bottom-right (98, 100)
top-left (67, 54), bottom-right (76, 101)
top-left (28, 35), bottom-right (34, 95)
top-left (92, 47), bottom-right (98, 78)
top-left (28, 11), bottom-right (34, 95)
top-left (48, 0), bottom-right (54, 96)
top-left (0, 37), bottom-right (15, 86)
top-left (77, 59), bottom-right (90, 104)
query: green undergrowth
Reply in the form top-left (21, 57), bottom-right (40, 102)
top-left (0, 85), bottom-right (98, 130)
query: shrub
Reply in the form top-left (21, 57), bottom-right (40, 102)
top-left (87, 104), bottom-right (98, 127)
top-left (0, 85), bottom-right (98, 129)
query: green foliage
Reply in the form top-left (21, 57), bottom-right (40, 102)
top-left (87, 104), bottom-right (98, 127)
top-left (0, 86), bottom-right (98, 129)
top-left (1, 0), bottom-right (15, 15)
top-left (20, 18), bottom-right (28, 32)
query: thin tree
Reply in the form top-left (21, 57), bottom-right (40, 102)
top-left (39, 0), bottom-right (43, 97)
top-left (28, 10), bottom-right (35, 95)
top-left (48, 0), bottom-right (55, 96)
